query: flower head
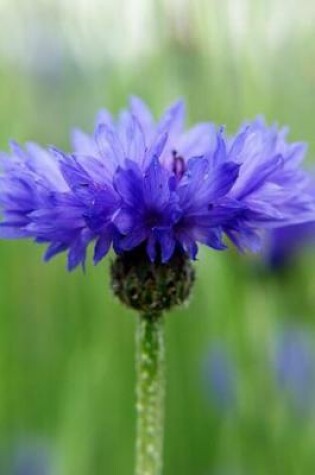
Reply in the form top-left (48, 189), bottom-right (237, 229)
top-left (1, 99), bottom-right (314, 270)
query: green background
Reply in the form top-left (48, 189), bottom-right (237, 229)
top-left (1, 1), bottom-right (315, 473)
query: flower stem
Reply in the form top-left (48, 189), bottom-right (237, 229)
top-left (135, 313), bottom-right (165, 475)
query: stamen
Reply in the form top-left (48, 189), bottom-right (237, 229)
top-left (172, 150), bottom-right (185, 180)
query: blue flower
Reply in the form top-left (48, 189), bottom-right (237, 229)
top-left (1, 99), bottom-right (315, 270)
top-left (264, 220), bottom-right (315, 270)
top-left (11, 441), bottom-right (52, 475)
top-left (274, 327), bottom-right (315, 411)
top-left (202, 343), bottom-right (237, 411)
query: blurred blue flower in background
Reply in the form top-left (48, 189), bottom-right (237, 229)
top-left (264, 221), bottom-right (315, 270)
top-left (274, 327), bottom-right (315, 411)
top-left (11, 441), bottom-right (52, 475)
top-left (202, 343), bottom-right (237, 411)
top-left (1, 100), bottom-right (315, 270)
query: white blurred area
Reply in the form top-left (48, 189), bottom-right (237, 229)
top-left (0, 0), bottom-right (158, 74)
top-left (0, 0), bottom-right (314, 73)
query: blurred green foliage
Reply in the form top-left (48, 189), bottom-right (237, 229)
top-left (1, 1), bottom-right (315, 474)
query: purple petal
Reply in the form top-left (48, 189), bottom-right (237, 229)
top-left (118, 111), bottom-right (146, 164)
top-left (114, 165), bottom-right (144, 208)
top-left (207, 162), bottom-right (240, 201)
top-left (71, 128), bottom-right (98, 156)
top-left (129, 96), bottom-right (155, 137)
top-left (95, 108), bottom-right (113, 129)
top-left (95, 124), bottom-right (125, 169)
top-left (177, 123), bottom-right (217, 159)
top-left (94, 231), bottom-right (112, 264)
top-left (231, 154), bottom-right (284, 199)
top-left (44, 241), bottom-right (68, 261)
top-left (67, 229), bottom-right (92, 271)
top-left (0, 222), bottom-right (29, 239)
top-left (157, 100), bottom-right (185, 136)
top-left (226, 226), bottom-right (262, 252)
top-left (113, 207), bottom-right (135, 234)
top-left (143, 158), bottom-right (172, 208)
top-left (120, 226), bottom-right (148, 250)
top-left (145, 132), bottom-right (168, 166)
top-left (159, 232), bottom-right (176, 262)
top-left (146, 234), bottom-right (157, 262)
top-left (212, 127), bottom-right (227, 167)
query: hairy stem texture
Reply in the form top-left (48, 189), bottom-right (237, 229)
top-left (135, 314), bottom-right (165, 475)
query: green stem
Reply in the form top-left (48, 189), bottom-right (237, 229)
top-left (135, 314), bottom-right (165, 475)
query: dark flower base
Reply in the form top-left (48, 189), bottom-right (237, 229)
top-left (110, 246), bottom-right (195, 316)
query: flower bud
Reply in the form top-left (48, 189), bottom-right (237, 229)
top-left (110, 247), bottom-right (195, 316)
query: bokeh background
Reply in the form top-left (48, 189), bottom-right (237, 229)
top-left (1, 0), bottom-right (315, 474)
